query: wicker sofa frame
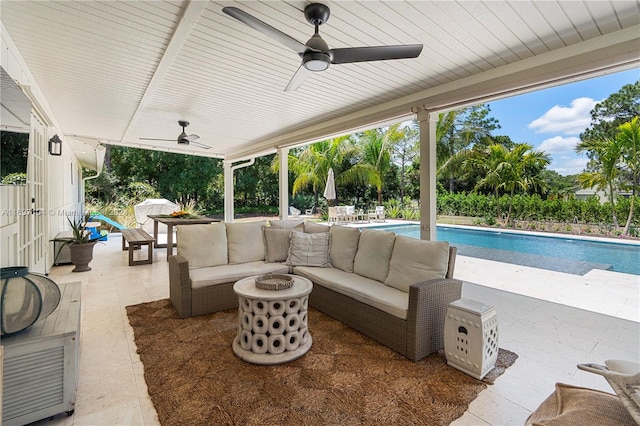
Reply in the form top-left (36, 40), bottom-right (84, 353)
top-left (169, 243), bottom-right (461, 361)
top-left (169, 255), bottom-right (240, 318)
top-left (299, 246), bottom-right (461, 361)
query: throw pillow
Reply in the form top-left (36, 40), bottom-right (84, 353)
top-left (353, 229), bottom-right (396, 282)
top-left (525, 383), bottom-right (636, 426)
top-left (177, 223), bottom-right (228, 268)
top-left (304, 221), bottom-right (330, 234)
top-left (226, 221), bottom-right (266, 264)
top-left (385, 235), bottom-right (450, 293)
top-left (329, 225), bottom-right (360, 272)
top-left (286, 231), bottom-right (330, 267)
top-left (264, 227), bottom-right (297, 262)
top-left (269, 219), bottom-right (304, 229)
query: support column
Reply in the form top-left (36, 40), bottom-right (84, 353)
top-left (278, 147), bottom-right (289, 220)
top-left (418, 109), bottom-right (438, 241)
top-left (223, 160), bottom-right (233, 223)
top-left (224, 158), bottom-right (256, 223)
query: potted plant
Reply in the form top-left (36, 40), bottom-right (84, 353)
top-left (53, 215), bottom-right (101, 272)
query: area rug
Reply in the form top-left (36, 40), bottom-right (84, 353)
top-left (127, 299), bottom-right (518, 426)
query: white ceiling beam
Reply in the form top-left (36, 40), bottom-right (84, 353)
top-left (102, 139), bottom-right (224, 160)
top-left (119, 0), bottom-right (208, 144)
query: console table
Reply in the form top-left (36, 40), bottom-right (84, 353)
top-left (1, 281), bottom-right (81, 425)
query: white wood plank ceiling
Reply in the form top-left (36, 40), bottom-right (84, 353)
top-left (1, 1), bottom-right (638, 162)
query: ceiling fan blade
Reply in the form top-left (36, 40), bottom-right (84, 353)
top-left (139, 137), bottom-right (175, 142)
top-left (189, 140), bottom-right (211, 150)
top-left (222, 7), bottom-right (307, 54)
top-left (285, 65), bottom-right (313, 92)
top-left (329, 44), bottom-right (423, 64)
top-left (185, 134), bottom-right (200, 142)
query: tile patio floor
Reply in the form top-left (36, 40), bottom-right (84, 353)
top-left (34, 231), bottom-right (639, 425)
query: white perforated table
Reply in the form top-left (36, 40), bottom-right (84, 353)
top-left (232, 275), bottom-right (313, 365)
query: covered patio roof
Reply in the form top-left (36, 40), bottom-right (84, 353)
top-left (1, 1), bottom-right (638, 169)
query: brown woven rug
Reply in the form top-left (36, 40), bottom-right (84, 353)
top-left (127, 299), bottom-right (518, 426)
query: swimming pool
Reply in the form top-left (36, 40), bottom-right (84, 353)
top-left (366, 223), bottom-right (640, 276)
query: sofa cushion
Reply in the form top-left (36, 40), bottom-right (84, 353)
top-left (190, 261), bottom-right (290, 289)
top-left (269, 219), bottom-right (304, 229)
top-left (525, 383), bottom-right (636, 426)
top-left (226, 221), bottom-right (266, 264)
top-left (286, 231), bottom-right (330, 267)
top-left (385, 236), bottom-right (450, 293)
top-left (353, 228), bottom-right (395, 282)
top-left (329, 225), bottom-right (360, 272)
top-left (294, 266), bottom-right (409, 319)
top-left (304, 221), bottom-right (330, 234)
top-left (177, 223), bottom-right (228, 268)
top-left (264, 227), bottom-right (296, 262)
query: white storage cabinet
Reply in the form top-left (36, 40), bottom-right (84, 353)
top-left (2, 281), bottom-right (81, 425)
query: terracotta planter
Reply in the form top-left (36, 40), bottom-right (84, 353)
top-left (69, 241), bottom-right (97, 272)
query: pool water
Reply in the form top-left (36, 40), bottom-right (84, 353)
top-left (368, 224), bottom-right (640, 276)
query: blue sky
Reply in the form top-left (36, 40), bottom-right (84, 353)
top-left (486, 68), bottom-right (639, 176)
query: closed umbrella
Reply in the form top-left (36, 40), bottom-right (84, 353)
top-left (323, 168), bottom-right (336, 206)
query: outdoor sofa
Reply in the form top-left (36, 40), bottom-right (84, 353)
top-left (168, 220), bottom-right (461, 361)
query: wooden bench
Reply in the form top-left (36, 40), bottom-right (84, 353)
top-left (121, 229), bottom-right (155, 266)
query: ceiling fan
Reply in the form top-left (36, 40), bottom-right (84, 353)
top-left (140, 120), bottom-right (211, 149)
top-left (222, 3), bottom-right (423, 92)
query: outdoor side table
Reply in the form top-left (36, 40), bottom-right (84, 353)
top-left (444, 298), bottom-right (498, 380)
top-left (232, 275), bottom-right (313, 365)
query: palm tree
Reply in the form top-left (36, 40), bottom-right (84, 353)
top-left (436, 106), bottom-right (499, 193)
top-left (499, 144), bottom-right (550, 224)
top-left (576, 136), bottom-right (624, 228)
top-left (617, 117), bottom-right (640, 235)
top-left (466, 143), bottom-right (550, 224)
top-left (357, 124), bottom-right (403, 205)
top-left (391, 121), bottom-right (419, 202)
top-left (465, 144), bottom-right (508, 221)
top-left (282, 135), bottom-right (363, 206)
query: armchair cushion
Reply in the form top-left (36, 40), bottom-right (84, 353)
top-left (286, 231), bottom-right (330, 267)
top-left (353, 228), bottom-right (396, 282)
top-left (177, 223), bottom-right (228, 268)
top-left (329, 225), bottom-right (360, 272)
top-left (226, 221), bottom-right (266, 264)
top-left (385, 236), bottom-right (449, 293)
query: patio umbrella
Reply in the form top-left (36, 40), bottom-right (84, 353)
top-left (323, 168), bottom-right (336, 206)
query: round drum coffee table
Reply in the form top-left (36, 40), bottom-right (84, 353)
top-left (232, 274), bottom-right (313, 365)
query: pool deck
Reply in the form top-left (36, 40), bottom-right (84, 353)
top-left (349, 219), bottom-right (640, 322)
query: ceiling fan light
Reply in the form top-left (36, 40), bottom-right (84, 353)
top-left (303, 52), bottom-right (330, 71)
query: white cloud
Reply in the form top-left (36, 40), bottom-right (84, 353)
top-left (538, 136), bottom-right (581, 154)
top-left (528, 97), bottom-right (599, 135)
top-left (549, 157), bottom-right (589, 176)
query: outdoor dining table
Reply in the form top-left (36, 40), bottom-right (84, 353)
top-left (147, 214), bottom-right (219, 261)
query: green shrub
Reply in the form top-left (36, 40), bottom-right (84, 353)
top-left (1, 172), bottom-right (26, 185)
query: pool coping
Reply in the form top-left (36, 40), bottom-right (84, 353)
top-left (368, 220), bottom-right (640, 246)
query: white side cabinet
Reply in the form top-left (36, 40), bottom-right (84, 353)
top-left (1, 281), bottom-right (81, 425)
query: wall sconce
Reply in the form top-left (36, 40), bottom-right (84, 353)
top-left (48, 134), bottom-right (62, 156)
